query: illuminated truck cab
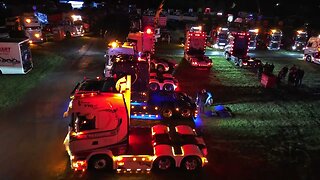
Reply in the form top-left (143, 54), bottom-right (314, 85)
top-left (64, 76), bottom-right (207, 172)
top-left (184, 26), bottom-right (213, 69)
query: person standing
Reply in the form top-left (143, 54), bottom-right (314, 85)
top-left (197, 89), bottom-right (207, 113)
top-left (288, 64), bottom-right (297, 85)
top-left (296, 68), bottom-right (305, 87)
top-left (277, 66), bottom-right (288, 84)
top-left (257, 63), bottom-right (263, 79)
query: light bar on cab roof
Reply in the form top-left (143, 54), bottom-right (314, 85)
top-left (249, 29), bottom-right (259, 33)
top-left (25, 18), bottom-right (31, 23)
top-left (130, 114), bottom-right (161, 120)
top-left (146, 28), bottom-right (152, 34)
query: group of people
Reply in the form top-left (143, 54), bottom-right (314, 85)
top-left (277, 64), bottom-right (304, 87)
top-left (256, 61), bottom-right (305, 87)
top-left (257, 62), bottom-right (275, 78)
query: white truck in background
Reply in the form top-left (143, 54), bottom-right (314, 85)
top-left (103, 41), bottom-right (135, 77)
top-left (304, 36), bottom-right (320, 65)
top-left (267, 29), bottom-right (282, 50)
top-left (47, 13), bottom-right (85, 39)
top-left (5, 13), bottom-right (44, 43)
top-left (0, 38), bottom-right (33, 74)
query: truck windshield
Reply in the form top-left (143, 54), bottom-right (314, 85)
top-left (233, 36), bottom-right (249, 57)
top-left (271, 35), bottom-right (281, 41)
top-left (26, 27), bottom-right (41, 30)
top-left (218, 33), bottom-right (228, 39)
top-left (76, 79), bottom-right (118, 93)
top-left (296, 36), bottom-right (307, 42)
top-left (250, 34), bottom-right (257, 40)
top-left (74, 20), bottom-right (83, 26)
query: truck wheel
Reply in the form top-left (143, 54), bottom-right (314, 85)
top-left (161, 106), bottom-right (173, 119)
top-left (153, 156), bottom-right (175, 171)
top-left (306, 55), bottom-right (312, 62)
top-left (89, 155), bottom-right (112, 171)
top-left (181, 156), bottom-right (201, 171)
top-left (150, 63), bottom-right (156, 70)
top-left (149, 83), bottom-right (160, 91)
top-left (0, 70), bottom-right (2, 75)
top-left (181, 108), bottom-right (191, 118)
top-left (163, 83), bottom-right (174, 92)
top-left (157, 65), bottom-right (165, 73)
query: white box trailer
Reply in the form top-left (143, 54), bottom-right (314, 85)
top-left (0, 38), bottom-right (33, 74)
top-left (304, 36), bottom-right (320, 65)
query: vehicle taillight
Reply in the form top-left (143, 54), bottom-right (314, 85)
top-left (202, 148), bottom-right (208, 156)
top-left (72, 160), bottom-right (87, 171)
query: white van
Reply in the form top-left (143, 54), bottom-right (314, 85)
top-left (0, 38), bottom-right (33, 74)
top-left (304, 36), bottom-right (320, 64)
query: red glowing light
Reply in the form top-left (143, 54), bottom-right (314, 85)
top-left (146, 28), bottom-right (152, 34)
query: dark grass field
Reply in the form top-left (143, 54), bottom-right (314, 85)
top-left (149, 41), bottom-right (320, 179)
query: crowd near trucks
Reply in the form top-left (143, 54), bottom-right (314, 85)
top-left (184, 26), bottom-right (213, 69)
top-left (64, 75), bottom-right (208, 172)
top-left (0, 38), bottom-right (33, 74)
top-left (5, 13), bottom-right (44, 43)
top-left (304, 35), bottom-right (320, 65)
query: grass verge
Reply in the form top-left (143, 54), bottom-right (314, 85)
top-left (0, 50), bottom-right (64, 110)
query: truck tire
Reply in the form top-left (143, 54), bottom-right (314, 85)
top-left (161, 106), bottom-right (173, 119)
top-left (153, 156), bottom-right (175, 171)
top-left (306, 55), bottom-right (312, 62)
top-left (181, 156), bottom-right (201, 171)
top-left (89, 155), bottom-right (112, 171)
top-left (0, 70), bottom-right (2, 75)
top-left (157, 65), bottom-right (165, 73)
top-left (149, 83), bottom-right (160, 91)
top-left (181, 108), bottom-right (191, 118)
top-left (163, 83), bottom-right (174, 92)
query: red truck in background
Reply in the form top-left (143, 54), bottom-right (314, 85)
top-left (47, 12), bottom-right (85, 39)
top-left (224, 31), bottom-right (262, 68)
top-left (184, 26), bottom-right (213, 69)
